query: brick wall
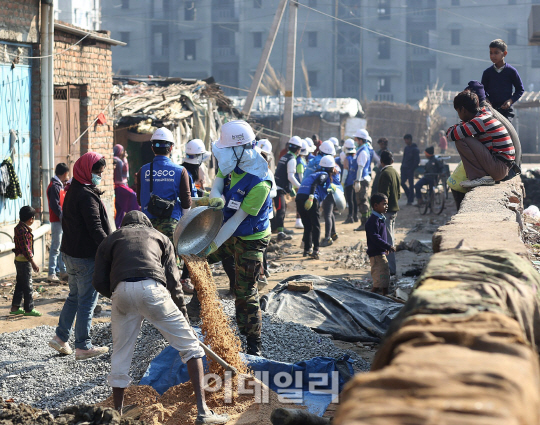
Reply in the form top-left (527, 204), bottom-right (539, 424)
top-left (0, 0), bottom-right (39, 43)
top-left (53, 28), bottom-right (115, 212)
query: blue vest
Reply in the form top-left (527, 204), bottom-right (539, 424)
top-left (307, 153), bottom-right (315, 162)
top-left (297, 171), bottom-right (331, 203)
top-left (358, 144), bottom-right (372, 180)
top-left (185, 169), bottom-right (198, 198)
top-left (345, 154), bottom-right (357, 187)
top-left (303, 154), bottom-right (323, 180)
top-left (140, 156), bottom-right (187, 221)
top-left (223, 172), bottom-right (272, 238)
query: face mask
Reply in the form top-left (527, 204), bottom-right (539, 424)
top-left (91, 174), bottom-right (102, 186)
top-left (212, 143), bottom-right (269, 179)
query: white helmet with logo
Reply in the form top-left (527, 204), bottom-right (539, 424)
top-left (329, 137), bottom-right (339, 147)
top-left (343, 138), bottom-right (356, 153)
top-left (319, 140), bottom-right (336, 156)
top-left (256, 139), bottom-right (273, 155)
top-left (184, 139), bottom-right (209, 164)
top-left (319, 155), bottom-right (336, 168)
top-left (300, 139), bottom-right (308, 155)
top-left (353, 128), bottom-right (369, 141)
top-left (288, 136), bottom-right (303, 148)
top-left (150, 127), bottom-right (175, 145)
top-left (215, 120), bottom-right (255, 149)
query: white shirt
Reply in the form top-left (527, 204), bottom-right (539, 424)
top-left (356, 149), bottom-right (371, 182)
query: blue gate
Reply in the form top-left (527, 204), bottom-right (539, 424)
top-left (0, 42), bottom-right (32, 226)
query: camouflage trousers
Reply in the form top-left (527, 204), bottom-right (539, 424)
top-left (150, 218), bottom-right (179, 265)
top-left (208, 234), bottom-right (270, 340)
top-left (356, 180), bottom-right (371, 224)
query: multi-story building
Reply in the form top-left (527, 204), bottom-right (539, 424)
top-left (102, 0), bottom-right (540, 104)
top-left (54, 0), bottom-right (101, 30)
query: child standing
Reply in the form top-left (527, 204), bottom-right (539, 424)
top-left (365, 194), bottom-right (395, 295)
top-left (481, 39), bottom-right (524, 120)
top-left (10, 206), bottom-right (41, 316)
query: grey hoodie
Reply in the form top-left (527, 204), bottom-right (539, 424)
top-left (92, 210), bottom-right (187, 317)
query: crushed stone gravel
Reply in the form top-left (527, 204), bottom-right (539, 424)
top-left (0, 299), bottom-right (369, 410)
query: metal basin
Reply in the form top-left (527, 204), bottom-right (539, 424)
top-left (173, 207), bottom-right (223, 256)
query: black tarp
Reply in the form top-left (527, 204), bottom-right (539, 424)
top-left (260, 275), bottom-right (403, 342)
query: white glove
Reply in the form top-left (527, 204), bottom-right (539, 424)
top-left (353, 181), bottom-right (361, 193)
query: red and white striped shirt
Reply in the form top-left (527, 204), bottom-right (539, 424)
top-left (446, 109), bottom-right (515, 163)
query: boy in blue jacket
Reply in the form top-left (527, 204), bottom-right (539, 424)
top-left (365, 193), bottom-right (395, 295)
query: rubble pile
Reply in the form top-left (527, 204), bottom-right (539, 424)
top-left (328, 243), bottom-right (369, 270)
top-left (521, 168), bottom-right (540, 208)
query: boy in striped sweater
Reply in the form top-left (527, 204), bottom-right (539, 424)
top-left (447, 90), bottom-right (515, 188)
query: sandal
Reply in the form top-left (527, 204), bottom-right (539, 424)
top-left (195, 410), bottom-right (229, 425)
top-left (9, 308), bottom-right (24, 315)
top-left (24, 309), bottom-right (42, 317)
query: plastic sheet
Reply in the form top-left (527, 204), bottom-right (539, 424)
top-left (139, 330), bottom-right (354, 416)
top-left (260, 275), bottom-right (403, 342)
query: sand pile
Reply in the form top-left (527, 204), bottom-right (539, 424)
top-left (183, 256), bottom-right (248, 376)
top-left (101, 378), bottom-right (304, 425)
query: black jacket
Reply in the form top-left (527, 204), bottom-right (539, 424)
top-left (61, 179), bottom-right (112, 258)
top-left (401, 143), bottom-right (420, 172)
top-left (92, 211), bottom-right (187, 317)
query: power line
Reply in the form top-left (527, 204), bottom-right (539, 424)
top-left (3, 33), bottom-right (90, 60)
top-left (292, 1), bottom-right (491, 63)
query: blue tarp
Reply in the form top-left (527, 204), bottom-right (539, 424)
top-left (139, 329), bottom-right (354, 416)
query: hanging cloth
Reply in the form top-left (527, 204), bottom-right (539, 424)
top-left (0, 163), bottom-right (10, 195)
top-left (1, 157), bottom-right (22, 199)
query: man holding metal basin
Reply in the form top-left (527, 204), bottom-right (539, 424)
top-left (187, 120), bottom-right (272, 357)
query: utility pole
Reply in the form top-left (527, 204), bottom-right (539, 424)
top-left (280, 1), bottom-right (298, 151)
top-left (242, 0), bottom-right (288, 118)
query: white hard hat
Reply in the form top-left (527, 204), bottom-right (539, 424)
top-left (353, 128), bottom-right (369, 141)
top-left (184, 139), bottom-right (209, 164)
top-left (343, 138), bottom-right (356, 153)
top-left (329, 137), bottom-right (339, 147)
top-left (300, 139), bottom-right (308, 155)
top-left (150, 127), bottom-right (175, 145)
top-left (319, 155), bottom-right (336, 168)
top-left (288, 136), bottom-right (303, 148)
top-left (215, 120), bottom-right (255, 149)
top-left (256, 139), bottom-right (273, 155)
top-left (319, 140), bottom-right (336, 156)
top-left (305, 137), bottom-right (315, 152)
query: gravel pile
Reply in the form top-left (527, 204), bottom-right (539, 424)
top-left (1, 298), bottom-right (369, 411)
top-left (0, 322), bottom-right (167, 410)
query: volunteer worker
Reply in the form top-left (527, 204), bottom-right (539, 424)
top-left (188, 120), bottom-right (272, 357)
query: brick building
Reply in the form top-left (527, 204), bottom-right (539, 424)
top-left (0, 0), bottom-right (123, 278)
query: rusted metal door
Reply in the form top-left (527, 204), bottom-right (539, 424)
top-left (53, 85), bottom-right (80, 173)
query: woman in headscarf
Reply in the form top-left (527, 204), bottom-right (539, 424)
top-left (49, 152), bottom-right (113, 360)
top-left (113, 145), bottom-right (139, 229)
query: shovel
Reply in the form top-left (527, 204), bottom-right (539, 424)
top-left (198, 340), bottom-right (239, 376)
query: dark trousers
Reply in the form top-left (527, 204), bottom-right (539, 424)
top-left (12, 261), bottom-right (34, 312)
top-left (344, 185), bottom-right (358, 219)
top-left (401, 169), bottom-right (415, 204)
top-left (322, 195), bottom-right (336, 239)
top-left (270, 189), bottom-right (287, 232)
top-left (414, 176), bottom-right (435, 199)
top-left (296, 194), bottom-right (321, 252)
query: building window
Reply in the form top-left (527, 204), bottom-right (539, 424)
top-left (254, 0), bottom-right (262, 8)
top-left (152, 28), bottom-right (169, 56)
top-left (378, 77), bottom-right (391, 92)
top-left (377, 0), bottom-right (390, 20)
top-left (451, 69), bottom-right (460, 85)
top-left (507, 29), bottom-right (517, 45)
top-left (119, 32), bottom-right (130, 45)
top-left (451, 29), bottom-right (460, 46)
top-left (378, 38), bottom-right (390, 59)
top-left (122, 0), bottom-right (129, 9)
top-left (253, 32), bottom-right (263, 48)
top-left (184, 2), bottom-right (196, 20)
top-left (308, 31), bottom-right (317, 48)
top-left (451, 0), bottom-right (459, 5)
top-left (152, 62), bottom-right (169, 77)
top-left (308, 71), bottom-right (318, 88)
top-left (184, 40), bottom-right (196, 60)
